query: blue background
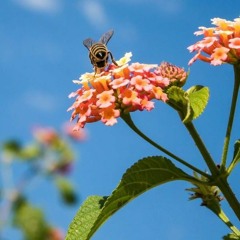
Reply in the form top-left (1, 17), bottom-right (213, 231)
top-left (1, 0), bottom-right (239, 239)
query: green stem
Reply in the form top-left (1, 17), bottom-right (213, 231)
top-left (184, 121), bottom-right (240, 220)
top-left (184, 122), bottom-right (219, 176)
top-left (221, 64), bottom-right (240, 170)
top-left (121, 112), bottom-right (210, 178)
top-left (216, 177), bottom-right (240, 220)
top-left (227, 146), bottom-right (240, 174)
top-left (210, 204), bottom-right (240, 236)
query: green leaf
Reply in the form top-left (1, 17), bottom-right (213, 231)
top-left (66, 156), bottom-right (197, 240)
top-left (223, 232), bottom-right (240, 240)
top-left (166, 85), bottom-right (210, 123)
top-left (184, 85), bottom-right (209, 122)
top-left (228, 140), bottom-right (240, 174)
top-left (55, 176), bottom-right (78, 204)
top-left (167, 86), bottom-right (189, 110)
top-left (66, 196), bottom-right (107, 240)
top-left (13, 201), bottom-right (49, 240)
top-left (166, 86), bottom-right (192, 121)
top-left (233, 139), bottom-right (240, 163)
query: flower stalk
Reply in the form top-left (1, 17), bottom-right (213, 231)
top-left (182, 121), bottom-right (240, 220)
top-left (121, 112), bottom-right (210, 178)
top-left (183, 122), bottom-right (219, 176)
top-left (211, 204), bottom-right (240, 236)
top-left (216, 177), bottom-right (240, 220)
top-left (222, 64), bottom-right (240, 172)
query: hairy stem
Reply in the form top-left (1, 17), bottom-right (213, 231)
top-left (210, 204), bottom-right (240, 236)
top-left (183, 121), bottom-right (240, 220)
top-left (216, 177), bottom-right (240, 220)
top-left (121, 112), bottom-right (210, 178)
top-left (221, 64), bottom-right (240, 171)
top-left (184, 122), bottom-right (219, 176)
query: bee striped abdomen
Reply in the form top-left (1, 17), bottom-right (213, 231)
top-left (90, 43), bottom-right (108, 61)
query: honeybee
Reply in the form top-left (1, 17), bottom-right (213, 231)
top-left (83, 29), bottom-right (118, 74)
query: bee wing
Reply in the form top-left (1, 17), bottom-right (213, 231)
top-left (99, 30), bottom-right (114, 45)
top-left (83, 38), bottom-right (95, 50)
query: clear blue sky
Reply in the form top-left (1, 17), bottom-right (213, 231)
top-left (1, 1), bottom-right (239, 239)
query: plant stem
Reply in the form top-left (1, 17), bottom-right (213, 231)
top-left (221, 64), bottom-right (240, 170)
top-left (183, 121), bottom-right (240, 220)
top-left (210, 204), bottom-right (240, 236)
top-left (184, 122), bottom-right (219, 176)
top-left (227, 146), bottom-right (240, 174)
top-left (121, 112), bottom-right (210, 178)
top-left (216, 176), bottom-right (240, 220)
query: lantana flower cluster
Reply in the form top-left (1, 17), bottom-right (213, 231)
top-left (68, 53), bottom-right (187, 129)
top-left (188, 17), bottom-right (240, 66)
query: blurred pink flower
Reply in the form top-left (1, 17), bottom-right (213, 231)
top-left (63, 123), bottom-right (87, 141)
top-left (48, 228), bottom-right (65, 240)
top-left (33, 126), bottom-right (59, 145)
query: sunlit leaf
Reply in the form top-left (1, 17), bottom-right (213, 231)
top-left (223, 232), bottom-right (240, 240)
top-left (228, 139), bottom-right (240, 174)
top-left (166, 86), bottom-right (192, 121)
top-left (66, 196), bottom-right (107, 240)
top-left (66, 156), bottom-right (198, 240)
top-left (184, 85), bottom-right (209, 122)
top-left (233, 140), bottom-right (240, 162)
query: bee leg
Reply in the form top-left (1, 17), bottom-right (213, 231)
top-left (95, 66), bottom-right (103, 75)
top-left (108, 52), bottom-right (118, 66)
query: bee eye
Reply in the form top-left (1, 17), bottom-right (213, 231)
top-left (96, 51), bottom-right (106, 59)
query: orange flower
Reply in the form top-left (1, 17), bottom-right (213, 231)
top-left (188, 17), bottom-right (240, 65)
top-left (130, 75), bottom-right (152, 92)
top-left (109, 77), bottom-right (130, 89)
top-left (78, 89), bottom-right (96, 103)
top-left (129, 62), bottom-right (157, 73)
top-left (194, 27), bottom-right (215, 37)
top-left (70, 102), bottom-right (92, 126)
top-left (128, 62), bottom-right (146, 73)
top-left (121, 88), bottom-right (141, 106)
top-left (92, 75), bottom-right (111, 92)
top-left (116, 52), bottom-right (132, 66)
top-left (229, 37), bottom-right (240, 49)
top-left (140, 96), bottom-right (155, 111)
top-left (68, 53), bottom-right (187, 128)
top-left (96, 90), bottom-right (115, 108)
top-left (152, 86), bottom-right (168, 101)
top-left (211, 47), bottom-right (229, 65)
top-left (100, 107), bottom-right (120, 126)
top-left (198, 36), bottom-right (218, 49)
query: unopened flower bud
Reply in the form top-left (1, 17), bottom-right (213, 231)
top-left (157, 62), bottom-right (188, 87)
